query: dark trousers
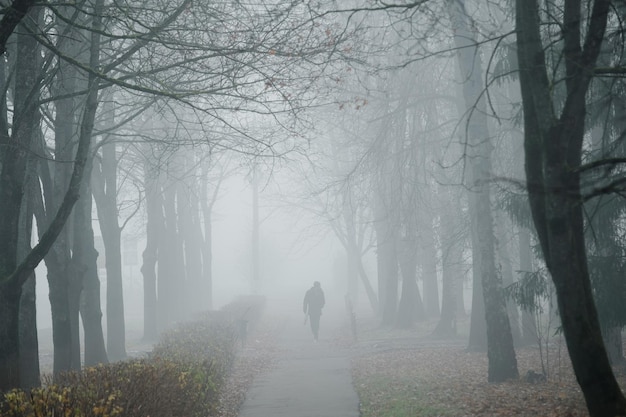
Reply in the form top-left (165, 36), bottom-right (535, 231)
top-left (309, 314), bottom-right (321, 340)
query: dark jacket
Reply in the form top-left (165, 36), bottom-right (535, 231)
top-left (303, 286), bottom-right (325, 317)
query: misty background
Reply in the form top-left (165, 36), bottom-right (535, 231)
top-left (35, 172), bottom-right (351, 337)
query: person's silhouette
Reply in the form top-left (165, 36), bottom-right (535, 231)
top-left (303, 281), bottom-right (325, 341)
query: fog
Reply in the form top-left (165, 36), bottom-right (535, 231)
top-left (3, 2), bottom-right (621, 414)
top-left (35, 172), bottom-right (354, 349)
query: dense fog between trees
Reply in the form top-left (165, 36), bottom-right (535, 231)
top-left (1, 1), bottom-right (626, 416)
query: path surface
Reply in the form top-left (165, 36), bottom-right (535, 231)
top-left (238, 294), bottom-right (360, 417)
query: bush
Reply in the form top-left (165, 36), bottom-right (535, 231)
top-left (1, 298), bottom-right (264, 417)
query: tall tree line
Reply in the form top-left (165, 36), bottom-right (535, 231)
top-left (0, 0), bottom-right (348, 392)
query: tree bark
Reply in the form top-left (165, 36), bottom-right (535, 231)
top-left (495, 211), bottom-right (522, 346)
top-left (199, 163), bottom-right (219, 311)
top-left (418, 216), bottom-right (440, 318)
top-left (518, 227), bottom-right (538, 346)
top-left (17, 75), bottom-right (41, 392)
top-left (373, 193), bottom-right (398, 325)
top-left (448, 0), bottom-right (518, 381)
top-left (0, 0), bottom-right (36, 56)
top-left (433, 196), bottom-right (462, 338)
top-left (396, 237), bottom-right (424, 328)
top-left (158, 174), bottom-right (182, 329)
top-left (0, 1), bottom-right (100, 389)
top-left (92, 140), bottom-right (127, 360)
top-left (176, 173), bottom-right (200, 317)
top-left (141, 157), bottom-right (160, 340)
top-left (516, 0), bottom-right (626, 414)
top-left (0, 6), bottom-right (41, 391)
top-left (0, 281), bottom-right (21, 391)
top-left (75, 155), bottom-right (108, 367)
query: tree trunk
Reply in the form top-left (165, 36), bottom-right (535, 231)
top-left (19, 272), bottom-right (39, 387)
top-left (68, 231), bottom-right (83, 371)
top-left (251, 164), bottom-right (260, 293)
top-left (433, 198), bottom-right (462, 337)
top-left (356, 255), bottom-right (379, 314)
top-left (177, 180), bottom-right (193, 315)
top-left (142, 158), bottom-right (160, 340)
top-left (418, 216), bottom-right (440, 318)
top-left (0, 1), bottom-right (100, 388)
top-left (48, 2), bottom-right (82, 375)
top-left (178, 176), bottom-right (202, 317)
top-left (0, 0), bottom-right (36, 57)
top-left (396, 237), bottom-right (424, 328)
top-left (495, 211), bottom-right (522, 346)
top-left (0, 281), bottom-right (21, 391)
top-left (48, 264), bottom-right (73, 375)
top-left (602, 326), bottom-right (625, 367)
top-left (18, 101), bottom-right (40, 390)
top-left (448, 0), bottom-right (518, 381)
top-left (0, 6), bottom-right (43, 391)
top-left (518, 227), bottom-right (538, 345)
top-left (343, 196), bottom-right (360, 303)
top-left (75, 157), bottom-right (107, 366)
top-left (373, 194), bottom-right (398, 325)
top-left (199, 164), bottom-right (216, 311)
top-left (516, 0), bottom-right (626, 414)
top-left (158, 175), bottom-right (182, 329)
top-left (92, 141), bottom-right (126, 360)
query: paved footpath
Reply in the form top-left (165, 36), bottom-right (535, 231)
top-left (238, 295), bottom-right (360, 417)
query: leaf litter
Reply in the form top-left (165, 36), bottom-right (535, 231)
top-left (351, 340), bottom-right (626, 417)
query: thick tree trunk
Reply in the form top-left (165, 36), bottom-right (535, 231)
top-left (373, 195), bottom-right (398, 325)
top-left (0, 281), bottom-right (21, 391)
top-left (379, 238), bottom-right (398, 326)
top-left (48, 264), bottom-right (73, 375)
top-left (93, 141), bottom-right (126, 360)
top-left (19, 272), bottom-right (39, 387)
top-left (79, 241), bottom-right (108, 367)
top-left (466, 243), bottom-right (486, 351)
top-left (356, 256), bottom-right (379, 314)
top-left (18, 126), bottom-right (40, 389)
top-left (602, 326), bottom-right (625, 367)
top-left (68, 242), bottom-right (83, 371)
top-left (495, 212), bottom-right (522, 346)
top-left (0, 0), bottom-right (37, 56)
top-left (0, 6), bottom-right (40, 391)
top-left (516, 0), bottom-right (626, 414)
top-left (178, 180), bottom-right (203, 314)
top-left (178, 178), bottom-right (202, 317)
top-left (158, 176), bottom-right (182, 329)
top-left (396, 238), bottom-right (424, 328)
top-left (48, 3), bottom-right (82, 374)
top-left (448, 0), bottom-right (518, 381)
top-left (0, 2), bottom-right (99, 388)
top-left (75, 159), bottom-right (107, 366)
top-left (433, 200), bottom-right (462, 337)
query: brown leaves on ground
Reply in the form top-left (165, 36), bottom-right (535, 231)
top-left (351, 343), bottom-right (620, 417)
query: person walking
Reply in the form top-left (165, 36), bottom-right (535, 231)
top-left (303, 281), bottom-right (325, 341)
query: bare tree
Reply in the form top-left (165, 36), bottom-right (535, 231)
top-left (515, 0), bottom-right (626, 414)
